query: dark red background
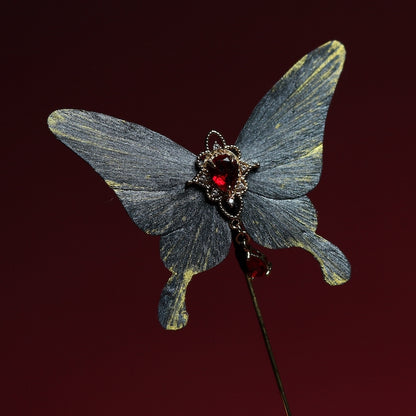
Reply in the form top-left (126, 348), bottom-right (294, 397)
top-left (3, 1), bottom-right (414, 415)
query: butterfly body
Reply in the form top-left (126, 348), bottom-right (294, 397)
top-left (48, 40), bottom-right (350, 330)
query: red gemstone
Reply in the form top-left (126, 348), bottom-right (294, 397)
top-left (207, 154), bottom-right (239, 192)
top-left (246, 255), bottom-right (268, 278)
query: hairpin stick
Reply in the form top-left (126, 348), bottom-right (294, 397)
top-left (232, 223), bottom-right (291, 415)
top-left (244, 271), bottom-right (292, 416)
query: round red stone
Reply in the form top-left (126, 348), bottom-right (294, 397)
top-left (246, 255), bottom-right (268, 278)
top-left (207, 154), bottom-right (239, 192)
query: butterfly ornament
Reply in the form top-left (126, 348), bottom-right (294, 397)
top-left (48, 40), bottom-right (350, 331)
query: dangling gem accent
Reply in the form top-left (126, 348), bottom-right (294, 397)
top-left (231, 220), bottom-right (272, 279)
top-left (245, 249), bottom-right (271, 279)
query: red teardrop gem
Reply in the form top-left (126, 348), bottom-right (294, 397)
top-left (207, 154), bottom-right (239, 192)
top-left (246, 255), bottom-right (268, 278)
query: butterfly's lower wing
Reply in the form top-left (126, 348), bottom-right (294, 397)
top-left (236, 41), bottom-right (350, 284)
top-left (242, 193), bottom-right (350, 285)
top-left (48, 109), bottom-right (231, 329)
top-left (158, 193), bottom-right (230, 329)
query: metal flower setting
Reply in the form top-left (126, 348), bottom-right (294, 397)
top-left (188, 130), bottom-right (259, 219)
top-left (188, 130), bottom-right (272, 279)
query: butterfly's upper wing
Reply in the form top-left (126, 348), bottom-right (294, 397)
top-left (236, 41), bottom-right (351, 284)
top-left (236, 40), bottom-right (345, 200)
top-left (48, 110), bottom-right (231, 329)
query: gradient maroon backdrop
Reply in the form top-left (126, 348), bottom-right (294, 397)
top-left (3, 1), bottom-right (414, 415)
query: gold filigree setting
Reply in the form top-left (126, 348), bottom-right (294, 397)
top-left (188, 130), bottom-right (258, 218)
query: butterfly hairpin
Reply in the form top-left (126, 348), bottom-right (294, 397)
top-left (48, 40), bottom-right (350, 334)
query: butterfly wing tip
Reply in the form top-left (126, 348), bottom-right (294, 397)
top-left (323, 258), bottom-right (351, 286)
top-left (47, 110), bottom-right (59, 127)
top-left (157, 269), bottom-right (195, 331)
top-left (330, 40), bottom-right (346, 58)
top-left (47, 109), bottom-right (71, 130)
top-left (317, 40), bottom-right (346, 62)
top-left (324, 39), bottom-right (344, 49)
top-left (158, 312), bottom-right (189, 330)
top-left (325, 271), bottom-right (351, 286)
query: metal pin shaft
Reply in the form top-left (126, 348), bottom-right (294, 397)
top-left (244, 274), bottom-right (292, 416)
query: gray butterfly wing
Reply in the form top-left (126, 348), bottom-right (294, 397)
top-left (242, 192), bottom-right (350, 285)
top-left (236, 41), bottom-right (350, 284)
top-left (48, 109), bottom-right (231, 329)
top-left (237, 40), bottom-right (345, 199)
